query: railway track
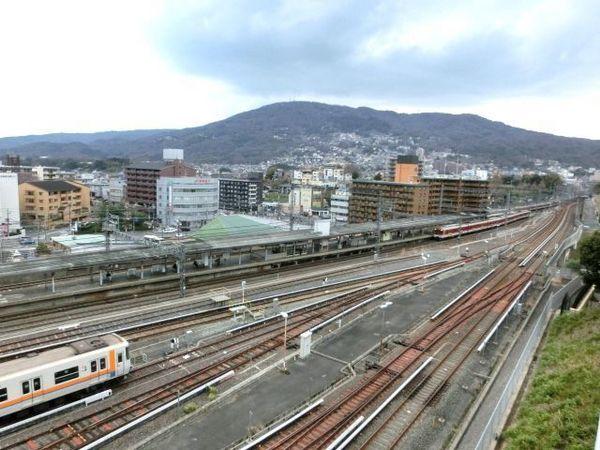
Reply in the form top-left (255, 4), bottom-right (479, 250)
top-left (0, 252), bottom-right (424, 336)
top-left (0, 212), bottom-right (552, 345)
top-left (0, 208), bottom-right (568, 450)
top-left (0, 210), bottom-right (543, 309)
top-left (0, 259), bottom-right (453, 450)
top-left (251, 204), bottom-right (573, 449)
top-left (0, 258), bottom-right (459, 359)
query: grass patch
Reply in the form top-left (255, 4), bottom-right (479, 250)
top-left (182, 402), bottom-right (198, 414)
top-left (503, 307), bottom-right (600, 449)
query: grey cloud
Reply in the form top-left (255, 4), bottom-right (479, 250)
top-left (153, 0), bottom-right (600, 105)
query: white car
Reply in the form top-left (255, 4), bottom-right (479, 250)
top-left (161, 227), bottom-right (177, 233)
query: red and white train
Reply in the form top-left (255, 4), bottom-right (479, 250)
top-left (0, 334), bottom-right (131, 418)
top-left (433, 210), bottom-right (530, 239)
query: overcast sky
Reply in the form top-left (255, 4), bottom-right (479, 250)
top-left (1, 0), bottom-right (599, 139)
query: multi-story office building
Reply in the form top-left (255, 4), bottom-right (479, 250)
top-left (349, 180), bottom-right (430, 223)
top-left (19, 180), bottom-right (91, 228)
top-left (218, 178), bottom-right (263, 212)
top-left (156, 177), bottom-right (219, 228)
top-left (125, 160), bottom-right (196, 214)
top-left (0, 173), bottom-right (21, 235)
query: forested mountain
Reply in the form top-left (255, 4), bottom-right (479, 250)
top-left (1, 101), bottom-right (598, 166)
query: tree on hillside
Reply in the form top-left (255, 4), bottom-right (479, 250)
top-left (541, 172), bottom-right (563, 190)
top-left (579, 231), bottom-right (600, 287)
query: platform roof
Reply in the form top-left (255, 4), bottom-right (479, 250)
top-left (0, 214), bottom-right (461, 279)
top-left (192, 215), bottom-right (277, 241)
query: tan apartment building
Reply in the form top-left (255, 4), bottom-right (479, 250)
top-left (423, 176), bottom-right (490, 215)
top-left (388, 155), bottom-right (422, 183)
top-left (348, 180), bottom-right (430, 223)
top-left (348, 176), bottom-right (490, 223)
top-left (19, 180), bottom-right (91, 228)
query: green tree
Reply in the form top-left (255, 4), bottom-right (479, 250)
top-left (265, 165), bottom-right (277, 180)
top-left (579, 231), bottom-right (600, 286)
top-left (541, 172), bottom-right (563, 190)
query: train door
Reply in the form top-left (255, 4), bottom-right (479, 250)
top-left (21, 377), bottom-right (42, 406)
top-left (90, 357), bottom-right (105, 380)
top-left (116, 350), bottom-right (126, 376)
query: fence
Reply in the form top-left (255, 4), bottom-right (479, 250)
top-left (470, 276), bottom-right (583, 450)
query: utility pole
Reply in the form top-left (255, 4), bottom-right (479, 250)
top-left (375, 194), bottom-right (382, 259)
top-left (178, 245), bottom-right (186, 297)
top-left (289, 185), bottom-right (295, 231)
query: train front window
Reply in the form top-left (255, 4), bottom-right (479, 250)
top-left (118, 353), bottom-right (123, 363)
top-left (91, 361), bottom-right (97, 372)
top-left (33, 378), bottom-right (41, 391)
top-left (22, 381), bottom-right (30, 394)
top-left (100, 358), bottom-right (106, 370)
top-left (0, 387), bottom-right (7, 402)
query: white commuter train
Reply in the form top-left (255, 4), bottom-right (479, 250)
top-left (0, 334), bottom-right (131, 418)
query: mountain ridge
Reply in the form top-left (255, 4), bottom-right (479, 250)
top-left (1, 101), bottom-right (598, 166)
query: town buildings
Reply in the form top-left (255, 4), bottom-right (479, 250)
top-left (289, 185), bottom-right (327, 215)
top-left (388, 155), bottom-right (422, 183)
top-left (0, 163), bottom-right (59, 181)
top-left (348, 175), bottom-right (490, 223)
top-left (19, 180), bottom-right (91, 228)
top-left (125, 160), bottom-right (196, 214)
top-left (218, 177), bottom-right (263, 212)
top-left (156, 177), bottom-right (219, 228)
top-left (348, 180), bottom-right (430, 222)
top-left (330, 189), bottom-right (350, 222)
top-left (423, 175), bottom-right (491, 215)
top-left (108, 178), bottom-right (125, 204)
top-left (0, 173), bottom-right (21, 235)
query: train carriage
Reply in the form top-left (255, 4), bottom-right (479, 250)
top-left (0, 334), bottom-right (131, 418)
top-left (433, 210), bottom-right (530, 239)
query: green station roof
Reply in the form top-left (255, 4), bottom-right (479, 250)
top-left (192, 215), bottom-right (276, 241)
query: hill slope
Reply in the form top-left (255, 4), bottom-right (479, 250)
top-left (1, 101), bottom-right (598, 166)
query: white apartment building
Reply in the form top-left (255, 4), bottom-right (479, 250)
top-left (0, 173), bottom-right (21, 234)
top-left (32, 165), bottom-right (59, 180)
top-left (156, 177), bottom-right (218, 228)
top-left (330, 190), bottom-right (350, 222)
top-left (108, 178), bottom-right (125, 203)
